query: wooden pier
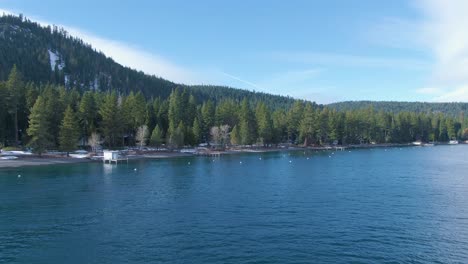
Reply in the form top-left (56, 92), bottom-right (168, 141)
top-left (196, 149), bottom-right (222, 157)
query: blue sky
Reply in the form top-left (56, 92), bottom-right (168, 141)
top-left (1, 0), bottom-right (468, 103)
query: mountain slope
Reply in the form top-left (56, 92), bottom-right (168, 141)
top-left (328, 101), bottom-right (468, 118)
top-left (0, 14), bottom-right (298, 109)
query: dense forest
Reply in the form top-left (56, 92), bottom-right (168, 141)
top-left (1, 65), bottom-right (467, 153)
top-left (328, 101), bottom-right (468, 118)
top-left (1, 14), bottom-right (468, 153)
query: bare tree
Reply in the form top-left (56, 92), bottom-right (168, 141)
top-left (136, 125), bottom-right (149, 149)
top-left (210, 126), bottom-right (221, 145)
top-left (210, 125), bottom-right (230, 147)
top-left (88, 132), bottom-right (102, 153)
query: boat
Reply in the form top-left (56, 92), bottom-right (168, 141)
top-left (0, 156), bottom-right (18, 160)
top-left (412, 141), bottom-right (423, 146)
top-left (69, 150), bottom-right (89, 159)
top-left (449, 140), bottom-right (459, 145)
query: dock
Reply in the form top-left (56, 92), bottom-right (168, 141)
top-left (103, 150), bottom-right (128, 164)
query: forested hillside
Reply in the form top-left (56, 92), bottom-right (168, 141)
top-left (1, 14), bottom-right (468, 152)
top-left (328, 101), bottom-right (468, 118)
top-left (0, 14), bottom-right (297, 110)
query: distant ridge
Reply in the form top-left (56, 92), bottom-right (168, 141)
top-left (328, 101), bottom-right (468, 118)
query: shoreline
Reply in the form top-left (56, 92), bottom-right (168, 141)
top-left (0, 143), bottom-right (464, 169)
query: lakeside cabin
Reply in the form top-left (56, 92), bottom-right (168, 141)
top-left (103, 150), bottom-right (128, 164)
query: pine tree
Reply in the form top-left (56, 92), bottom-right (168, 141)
top-left (239, 99), bottom-right (256, 145)
top-left (150, 125), bottom-right (163, 147)
top-left (255, 102), bottom-right (273, 145)
top-left (27, 96), bottom-right (51, 155)
top-left (192, 117), bottom-right (202, 145)
top-left (6, 65), bottom-right (24, 145)
top-left (230, 125), bottom-right (240, 145)
top-left (201, 100), bottom-right (215, 142)
top-left (299, 104), bottom-right (316, 146)
top-left (169, 121), bottom-right (185, 148)
top-left (59, 106), bottom-right (80, 156)
top-left (99, 92), bottom-right (121, 147)
top-left (168, 88), bottom-right (183, 136)
top-left (0, 82), bottom-right (7, 146)
top-left (79, 91), bottom-right (97, 140)
top-left (286, 101), bottom-right (304, 143)
top-left (43, 86), bottom-right (64, 147)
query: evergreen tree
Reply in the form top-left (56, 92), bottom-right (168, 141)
top-left (239, 98), bottom-right (256, 145)
top-left (299, 104), bottom-right (316, 146)
top-left (27, 96), bottom-right (51, 155)
top-left (230, 125), bottom-right (240, 145)
top-left (0, 82), bottom-right (7, 145)
top-left (43, 86), bottom-right (64, 147)
top-left (6, 65), bottom-right (24, 145)
top-left (272, 109), bottom-right (287, 144)
top-left (201, 100), bottom-right (215, 143)
top-left (169, 121), bottom-right (185, 148)
top-left (168, 88), bottom-right (184, 136)
top-left (192, 117), bottom-right (202, 145)
top-left (59, 106), bottom-right (80, 156)
top-left (255, 102), bottom-right (273, 145)
top-left (150, 125), bottom-right (164, 147)
top-left (79, 91), bottom-right (97, 140)
top-left (286, 101), bottom-right (304, 143)
top-left (99, 92), bottom-right (122, 147)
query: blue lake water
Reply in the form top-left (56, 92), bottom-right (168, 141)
top-left (1, 145), bottom-right (468, 263)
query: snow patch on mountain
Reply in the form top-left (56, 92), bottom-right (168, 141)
top-left (48, 49), bottom-right (65, 71)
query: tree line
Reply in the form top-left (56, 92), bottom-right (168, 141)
top-left (329, 100), bottom-right (468, 118)
top-left (1, 66), bottom-right (468, 154)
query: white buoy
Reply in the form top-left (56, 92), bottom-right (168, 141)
top-left (134, 168), bottom-right (137, 171)
top-left (329, 155), bottom-right (331, 158)
top-left (239, 161), bottom-right (242, 164)
top-left (17, 175), bottom-right (21, 178)
top-left (289, 160), bottom-right (292, 163)
top-left (306, 157), bottom-right (309, 160)
top-left (259, 157), bottom-right (262, 160)
top-left (188, 162), bottom-right (191, 165)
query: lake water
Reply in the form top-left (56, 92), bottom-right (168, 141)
top-left (1, 145), bottom-right (468, 263)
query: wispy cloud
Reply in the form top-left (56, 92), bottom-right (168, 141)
top-left (416, 0), bottom-right (468, 85)
top-left (221, 72), bottom-right (260, 90)
top-left (416, 87), bottom-right (443, 95)
top-left (416, 0), bottom-right (468, 101)
top-left (257, 68), bottom-right (323, 95)
top-left (366, 17), bottom-right (424, 51)
top-left (369, 0), bottom-right (468, 102)
top-left (433, 86), bottom-right (468, 101)
top-left (270, 51), bottom-right (428, 70)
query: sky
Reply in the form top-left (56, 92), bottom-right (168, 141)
top-left (1, 0), bottom-right (468, 103)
